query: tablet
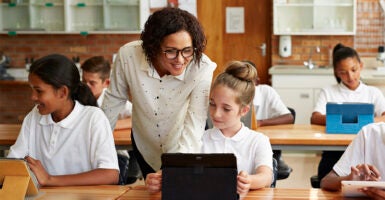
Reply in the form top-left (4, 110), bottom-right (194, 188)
top-left (341, 180), bottom-right (385, 197)
top-left (0, 158), bottom-right (39, 196)
top-left (161, 153), bottom-right (238, 200)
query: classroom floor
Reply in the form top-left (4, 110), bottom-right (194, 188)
top-left (130, 151), bottom-right (322, 188)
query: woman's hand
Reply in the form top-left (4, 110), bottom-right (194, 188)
top-left (349, 164), bottom-right (381, 181)
top-left (24, 156), bottom-right (51, 186)
top-left (145, 170), bottom-right (162, 194)
top-left (237, 171), bottom-right (251, 198)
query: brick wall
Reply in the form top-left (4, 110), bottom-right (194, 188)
top-left (0, 81), bottom-right (33, 123)
top-left (0, 34), bottom-right (140, 123)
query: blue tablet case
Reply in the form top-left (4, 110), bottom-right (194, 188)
top-left (326, 102), bottom-right (374, 134)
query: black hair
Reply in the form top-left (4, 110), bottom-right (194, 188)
top-left (141, 7), bottom-right (206, 65)
top-left (332, 43), bottom-right (361, 83)
top-left (29, 54), bottom-right (97, 107)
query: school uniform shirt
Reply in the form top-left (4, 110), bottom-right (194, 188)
top-left (7, 101), bottom-right (119, 175)
top-left (333, 122), bottom-right (385, 180)
top-left (201, 124), bottom-right (273, 174)
top-left (253, 85), bottom-right (290, 120)
top-left (98, 88), bottom-right (132, 119)
top-left (102, 40), bottom-right (217, 170)
top-left (313, 81), bottom-right (385, 116)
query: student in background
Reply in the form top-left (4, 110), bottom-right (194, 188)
top-left (244, 60), bottom-right (293, 180)
top-left (7, 54), bottom-right (119, 186)
top-left (146, 61), bottom-right (273, 198)
top-left (81, 56), bottom-right (137, 185)
top-left (81, 56), bottom-right (132, 127)
top-left (101, 7), bottom-right (216, 179)
top-left (321, 123), bottom-right (384, 199)
top-left (311, 43), bottom-right (385, 182)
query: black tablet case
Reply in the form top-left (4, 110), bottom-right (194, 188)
top-left (161, 153), bottom-right (238, 200)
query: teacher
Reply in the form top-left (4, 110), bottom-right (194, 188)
top-left (102, 7), bottom-right (217, 179)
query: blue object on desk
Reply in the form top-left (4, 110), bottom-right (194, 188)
top-left (326, 102), bottom-right (374, 134)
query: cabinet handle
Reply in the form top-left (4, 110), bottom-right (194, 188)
top-left (300, 93), bottom-right (310, 98)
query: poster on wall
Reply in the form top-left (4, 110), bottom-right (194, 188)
top-left (226, 7), bottom-right (245, 34)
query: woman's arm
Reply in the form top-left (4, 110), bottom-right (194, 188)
top-left (25, 156), bottom-right (119, 186)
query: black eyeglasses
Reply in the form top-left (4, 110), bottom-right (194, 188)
top-left (163, 47), bottom-right (195, 60)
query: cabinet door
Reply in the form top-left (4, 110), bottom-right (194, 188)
top-left (276, 88), bottom-right (314, 124)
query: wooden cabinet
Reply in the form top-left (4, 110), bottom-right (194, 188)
top-left (0, 0), bottom-right (149, 34)
top-left (269, 66), bottom-right (335, 124)
top-left (273, 0), bottom-right (356, 35)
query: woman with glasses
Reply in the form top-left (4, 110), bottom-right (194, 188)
top-left (101, 7), bottom-right (216, 179)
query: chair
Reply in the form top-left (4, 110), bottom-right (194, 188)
top-left (271, 158), bottom-right (278, 188)
top-left (287, 107), bottom-right (296, 124)
top-left (310, 175), bottom-right (321, 188)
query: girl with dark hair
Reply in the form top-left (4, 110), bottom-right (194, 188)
top-left (7, 54), bottom-right (119, 186)
top-left (146, 61), bottom-right (273, 197)
top-left (311, 44), bottom-right (385, 184)
top-left (102, 7), bottom-right (217, 179)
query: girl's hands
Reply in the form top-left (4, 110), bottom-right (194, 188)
top-left (349, 164), bottom-right (381, 181)
top-left (24, 156), bottom-right (51, 186)
top-left (361, 187), bottom-right (385, 200)
top-left (237, 170), bottom-right (251, 198)
top-left (145, 170), bottom-right (162, 194)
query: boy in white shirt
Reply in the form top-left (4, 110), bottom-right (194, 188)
top-left (81, 56), bottom-right (137, 184)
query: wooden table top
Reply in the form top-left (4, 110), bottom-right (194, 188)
top-left (117, 185), bottom-right (357, 200)
top-left (0, 123), bottom-right (132, 146)
top-left (256, 124), bottom-right (356, 146)
top-left (36, 185), bottom-right (131, 200)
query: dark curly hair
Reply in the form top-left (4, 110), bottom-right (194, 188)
top-left (141, 7), bottom-right (206, 65)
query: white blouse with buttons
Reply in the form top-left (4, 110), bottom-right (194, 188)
top-left (102, 41), bottom-right (217, 170)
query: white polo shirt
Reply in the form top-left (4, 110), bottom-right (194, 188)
top-left (333, 122), bottom-right (385, 180)
top-left (8, 101), bottom-right (119, 175)
top-left (102, 40), bottom-right (217, 170)
top-left (201, 125), bottom-right (273, 174)
top-left (253, 85), bottom-right (290, 120)
top-left (313, 81), bottom-right (385, 116)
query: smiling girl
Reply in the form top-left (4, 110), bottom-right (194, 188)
top-left (7, 54), bottom-right (119, 186)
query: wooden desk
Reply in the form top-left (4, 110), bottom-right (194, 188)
top-left (117, 186), bottom-right (361, 200)
top-left (256, 124), bottom-right (356, 151)
top-left (0, 123), bottom-right (132, 151)
top-left (34, 185), bottom-right (131, 200)
top-left (1, 124), bottom-right (356, 153)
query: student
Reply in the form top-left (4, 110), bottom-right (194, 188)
top-left (101, 7), bottom-right (216, 179)
top-left (146, 61), bottom-right (273, 197)
top-left (311, 43), bottom-right (385, 182)
top-left (7, 54), bottom-right (119, 186)
top-left (81, 56), bottom-right (132, 126)
top-left (81, 56), bottom-right (137, 185)
top-left (321, 123), bottom-right (383, 197)
top-left (244, 60), bottom-right (293, 179)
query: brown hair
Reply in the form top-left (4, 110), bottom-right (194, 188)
top-left (211, 61), bottom-right (258, 107)
top-left (80, 56), bottom-right (111, 81)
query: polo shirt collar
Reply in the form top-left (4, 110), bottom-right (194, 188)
top-left (339, 80), bottom-right (364, 92)
top-left (210, 124), bottom-right (247, 142)
top-left (39, 100), bottom-right (83, 129)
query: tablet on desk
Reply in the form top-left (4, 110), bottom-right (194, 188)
top-left (0, 158), bottom-right (39, 196)
top-left (342, 180), bottom-right (385, 197)
top-left (161, 153), bottom-right (238, 200)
